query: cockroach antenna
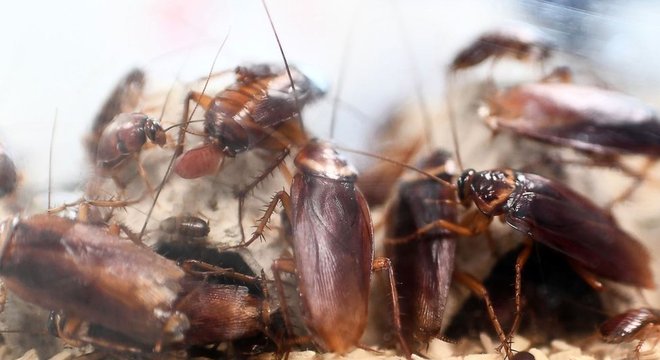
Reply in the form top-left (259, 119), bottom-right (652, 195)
top-left (138, 30), bottom-right (231, 242)
top-left (48, 110), bottom-right (57, 210)
top-left (261, 0), bottom-right (307, 137)
top-left (390, 0), bottom-right (435, 150)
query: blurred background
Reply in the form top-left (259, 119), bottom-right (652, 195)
top-left (1, 0), bottom-right (660, 195)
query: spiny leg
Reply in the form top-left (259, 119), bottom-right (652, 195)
top-left (508, 240), bottom-right (533, 341)
top-left (238, 190), bottom-right (293, 248)
top-left (236, 148), bottom-right (291, 243)
top-left (372, 256), bottom-right (412, 359)
top-left (454, 270), bottom-right (513, 359)
top-left (180, 260), bottom-right (262, 284)
top-left (271, 257), bottom-right (297, 339)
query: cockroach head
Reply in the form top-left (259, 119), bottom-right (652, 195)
top-left (145, 118), bottom-right (166, 146)
top-left (294, 139), bottom-right (357, 181)
top-left (463, 169), bottom-right (517, 216)
top-left (457, 169), bottom-right (476, 206)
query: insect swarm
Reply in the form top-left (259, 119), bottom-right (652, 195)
top-left (3, 3), bottom-right (660, 360)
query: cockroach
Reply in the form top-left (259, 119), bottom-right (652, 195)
top-left (0, 145), bottom-right (17, 198)
top-left (241, 139), bottom-right (411, 357)
top-left (384, 150), bottom-right (458, 348)
top-left (449, 26), bottom-right (553, 72)
top-left (85, 68), bottom-right (145, 161)
top-left (0, 214), bottom-right (277, 354)
top-left (159, 215), bottom-right (210, 240)
top-left (484, 82), bottom-right (660, 159)
top-left (95, 112), bottom-right (166, 191)
top-left (173, 63), bottom-right (323, 181)
top-left (599, 308), bottom-right (660, 356)
top-left (455, 168), bottom-right (654, 287)
top-left (446, 243), bottom-right (606, 344)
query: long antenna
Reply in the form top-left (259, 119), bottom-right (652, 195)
top-left (335, 145), bottom-right (455, 188)
top-left (261, 0), bottom-right (306, 136)
top-left (138, 31), bottom-right (231, 241)
top-left (445, 72), bottom-right (465, 171)
top-left (329, 3), bottom-right (362, 139)
top-left (390, 0), bottom-right (434, 149)
top-left (48, 110), bottom-right (58, 210)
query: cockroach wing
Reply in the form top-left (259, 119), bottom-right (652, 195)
top-left (503, 174), bottom-right (654, 288)
top-left (290, 175), bottom-right (373, 352)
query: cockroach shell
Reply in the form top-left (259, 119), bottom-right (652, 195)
top-left (176, 282), bottom-right (263, 345)
top-left (0, 215), bottom-right (189, 347)
top-left (288, 141), bottom-right (372, 353)
top-left (385, 151), bottom-right (457, 345)
top-left (0, 150), bottom-right (17, 197)
top-left (600, 308), bottom-right (660, 343)
top-left (486, 83), bottom-right (660, 156)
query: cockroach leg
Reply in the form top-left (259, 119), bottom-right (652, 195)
top-left (372, 256), bottom-right (412, 358)
top-left (606, 158), bottom-right (658, 210)
top-left (239, 190), bottom-right (293, 248)
top-left (132, 153), bottom-right (156, 196)
top-left (236, 148), bottom-right (291, 242)
top-left (271, 257), bottom-right (297, 339)
top-left (453, 271), bottom-right (513, 358)
top-left (180, 260), bottom-right (262, 284)
top-left (509, 240), bottom-right (533, 339)
top-left (175, 91), bottom-right (214, 158)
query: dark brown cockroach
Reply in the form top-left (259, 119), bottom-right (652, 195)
top-left (159, 215), bottom-right (210, 240)
top-left (85, 68), bottom-right (145, 161)
top-left (173, 63), bottom-right (323, 181)
top-left (242, 139), bottom-right (411, 357)
top-left (446, 243), bottom-right (606, 344)
top-left (0, 214), bottom-right (277, 354)
top-left (0, 144), bottom-right (17, 198)
top-left (449, 26), bottom-right (553, 72)
top-left (600, 308), bottom-right (660, 356)
top-left (384, 150), bottom-right (458, 348)
top-left (485, 82), bottom-right (660, 160)
top-left (455, 168), bottom-right (654, 289)
top-left (95, 112), bottom-right (166, 191)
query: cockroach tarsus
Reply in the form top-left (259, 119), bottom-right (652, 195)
top-left (240, 139), bottom-right (412, 358)
top-left (600, 308), bottom-right (660, 357)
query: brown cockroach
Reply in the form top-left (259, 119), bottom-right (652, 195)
top-left (172, 63), bottom-right (323, 181)
top-left (449, 25), bottom-right (553, 72)
top-left (159, 215), bottom-right (210, 240)
top-left (85, 68), bottom-right (145, 161)
top-left (241, 139), bottom-right (411, 357)
top-left (0, 144), bottom-right (17, 198)
top-left (599, 308), bottom-right (660, 356)
top-left (95, 112), bottom-right (166, 191)
top-left (485, 82), bottom-right (660, 159)
top-left (384, 150), bottom-right (458, 348)
top-left (0, 214), bottom-right (278, 354)
top-left (454, 168), bottom-right (655, 340)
